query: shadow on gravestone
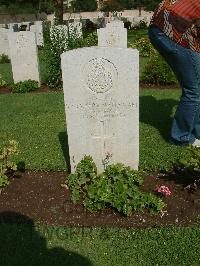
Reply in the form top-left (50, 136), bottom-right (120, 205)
top-left (58, 132), bottom-right (71, 173)
top-left (0, 211), bottom-right (93, 266)
top-left (139, 95), bottom-right (178, 141)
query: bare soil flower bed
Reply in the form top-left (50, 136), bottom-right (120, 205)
top-left (0, 170), bottom-right (199, 228)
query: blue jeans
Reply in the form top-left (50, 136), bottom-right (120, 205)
top-left (148, 26), bottom-right (200, 145)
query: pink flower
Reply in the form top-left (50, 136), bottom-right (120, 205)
top-left (155, 185), bottom-right (171, 196)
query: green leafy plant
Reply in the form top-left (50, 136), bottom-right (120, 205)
top-left (67, 155), bottom-right (97, 204)
top-left (83, 32), bottom-right (98, 47)
top-left (0, 74), bottom-right (6, 87)
top-left (42, 21), bottom-right (97, 89)
top-left (66, 156), bottom-right (165, 216)
top-left (0, 53), bottom-right (10, 64)
top-left (129, 37), bottom-right (156, 57)
top-left (177, 145), bottom-right (200, 191)
top-left (142, 52), bottom-right (177, 85)
top-left (0, 140), bottom-right (18, 188)
top-left (11, 80), bottom-right (39, 93)
top-left (179, 146), bottom-right (200, 179)
top-left (71, 0), bottom-right (97, 12)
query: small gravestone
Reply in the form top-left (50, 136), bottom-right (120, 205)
top-left (8, 23), bottom-right (18, 32)
top-left (106, 20), bottom-right (124, 28)
top-left (13, 24), bottom-right (19, 32)
top-left (61, 46), bottom-right (139, 173)
top-left (97, 20), bottom-right (127, 48)
top-left (8, 32), bottom-right (40, 84)
top-left (0, 29), bottom-right (10, 57)
top-left (30, 21), bottom-right (44, 46)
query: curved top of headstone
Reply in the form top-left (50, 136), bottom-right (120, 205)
top-left (106, 20), bottom-right (124, 28)
top-left (97, 20), bottom-right (127, 48)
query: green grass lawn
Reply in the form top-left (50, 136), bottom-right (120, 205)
top-left (0, 63), bottom-right (13, 84)
top-left (0, 89), bottom-right (199, 265)
top-left (1, 224), bottom-right (200, 266)
top-left (128, 28), bottom-right (148, 42)
top-left (0, 89), bottom-right (189, 171)
top-left (1, 27), bottom-right (198, 265)
top-left (140, 56), bottom-right (149, 80)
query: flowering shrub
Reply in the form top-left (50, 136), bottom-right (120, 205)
top-left (129, 36), bottom-right (177, 85)
top-left (45, 25), bottom-right (70, 88)
top-left (129, 37), bottom-right (156, 57)
top-left (155, 185), bottom-right (171, 197)
top-left (84, 31), bottom-right (98, 47)
top-left (42, 21), bottom-right (98, 88)
top-left (142, 52), bottom-right (177, 85)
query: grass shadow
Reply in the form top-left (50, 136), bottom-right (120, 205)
top-left (158, 170), bottom-right (194, 187)
top-left (140, 95), bottom-right (178, 141)
top-left (0, 211), bottom-right (93, 266)
top-left (58, 132), bottom-right (71, 173)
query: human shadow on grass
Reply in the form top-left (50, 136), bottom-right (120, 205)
top-left (140, 95), bottom-right (178, 141)
top-left (0, 211), bottom-right (93, 266)
top-left (58, 132), bottom-right (71, 172)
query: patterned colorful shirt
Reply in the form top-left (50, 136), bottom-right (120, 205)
top-left (151, 0), bottom-right (200, 52)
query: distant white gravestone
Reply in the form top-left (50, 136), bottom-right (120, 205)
top-left (30, 21), bottom-right (44, 46)
top-left (8, 32), bottom-right (40, 84)
top-left (0, 29), bottom-right (10, 58)
top-left (97, 20), bottom-right (127, 48)
top-left (61, 47), bottom-right (139, 173)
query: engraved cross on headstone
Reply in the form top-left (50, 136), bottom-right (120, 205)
top-left (92, 120), bottom-right (114, 169)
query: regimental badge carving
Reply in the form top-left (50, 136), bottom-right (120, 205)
top-left (83, 58), bottom-right (118, 93)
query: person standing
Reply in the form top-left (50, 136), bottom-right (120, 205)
top-left (149, 0), bottom-right (200, 146)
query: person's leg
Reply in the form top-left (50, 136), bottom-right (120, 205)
top-left (148, 26), bottom-right (200, 145)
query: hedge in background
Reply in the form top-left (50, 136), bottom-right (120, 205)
top-left (11, 80), bottom-right (39, 93)
top-left (142, 52), bottom-right (177, 85)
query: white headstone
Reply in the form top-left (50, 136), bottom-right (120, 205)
top-left (97, 20), bottom-right (127, 48)
top-left (8, 32), bottom-right (40, 84)
top-left (0, 24), bottom-right (6, 28)
top-left (0, 29), bottom-right (10, 57)
top-left (132, 17), bottom-right (147, 27)
top-left (8, 23), bottom-right (18, 32)
top-left (61, 47), bottom-right (139, 173)
top-left (106, 20), bottom-right (124, 28)
top-left (30, 21), bottom-right (44, 46)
